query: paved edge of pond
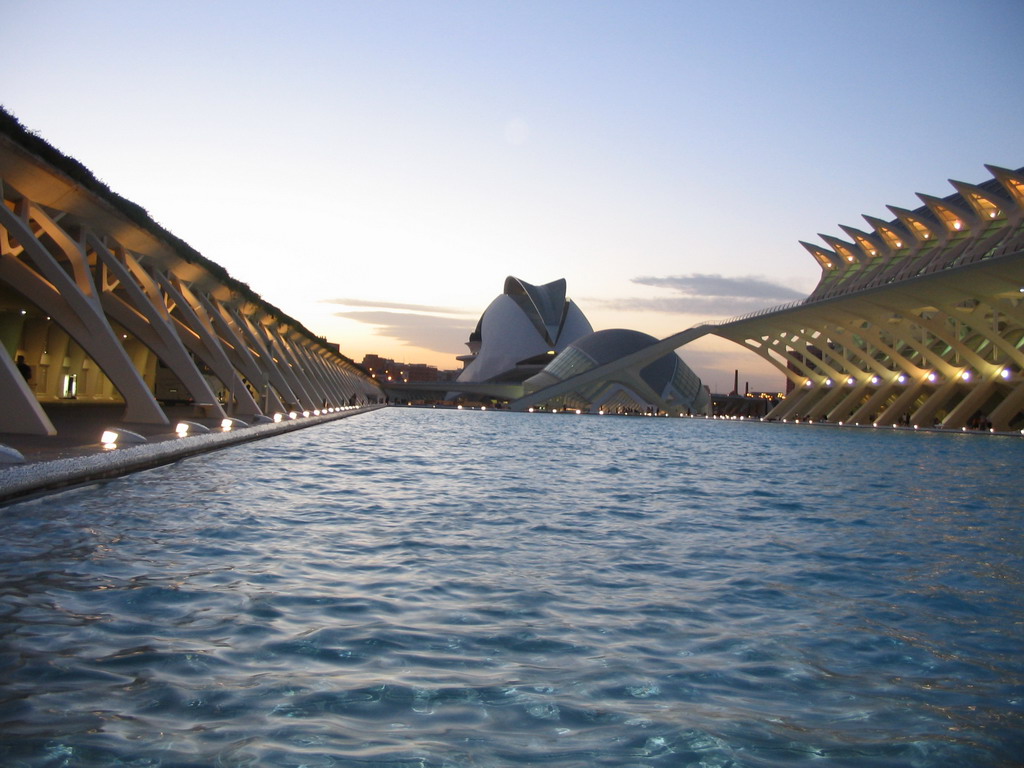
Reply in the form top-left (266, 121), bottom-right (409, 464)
top-left (0, 405), bottom-right (384, 507)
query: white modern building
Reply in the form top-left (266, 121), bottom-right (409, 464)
top-left (455, 276), bottom-right (593, 386)
top-left (710, 164), bottom-right (1024, 430)
top-left (447, 276), bottom-right (711, 415)
top-left (524, 329), bottom-right (711, 414)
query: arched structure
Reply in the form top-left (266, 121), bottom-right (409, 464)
top-left (0, 111), bottom-right (381, 437)
top-left (523, 329), bottom-right (710, 414)
top-left (440, 275), bottom-right (712, 414)
top-left (711, 165), bottom-right (1024, 430)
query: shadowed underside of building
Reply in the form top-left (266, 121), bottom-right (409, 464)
top-left (0, 112), bottom-right (382, 438)
top-left (711, 165), bottom-right (1024, 431)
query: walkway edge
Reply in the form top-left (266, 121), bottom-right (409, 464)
top-left (0, 405), bottom-right (384, 507)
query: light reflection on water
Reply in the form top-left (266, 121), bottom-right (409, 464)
top-left (1, 408), bottom-right (1022, 767)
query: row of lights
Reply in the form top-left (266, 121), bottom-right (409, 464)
top-left (804, 366), bottom-right (1013, 389)
top-left (442, 408), bottom-right (1024, 434)
top-left (271, 405), bottom-right (361, 422)
top-left (776, 418), bottom-right (1024, 436)
top-left (100, 405), bottom-right (364, 447)
top-left (524, 407), bottom-right (690, 417)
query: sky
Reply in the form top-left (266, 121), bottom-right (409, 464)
top-left (4, 0), bottom-right (1022, 392)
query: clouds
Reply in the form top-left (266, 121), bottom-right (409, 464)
top-left (593, 273), bottom-right (805, 318)
top-left (633, 274), bottom-right (805, 302)
top-left (326, 298), bottom-right (474, 356)
top-left (324, 298), bottom-right (467, 315)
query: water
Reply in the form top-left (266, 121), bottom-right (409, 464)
top-left (1, 408), bottom-right (1022, 767)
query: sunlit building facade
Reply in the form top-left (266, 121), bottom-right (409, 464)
top-left (710, 165), bottom-right (1024, 430)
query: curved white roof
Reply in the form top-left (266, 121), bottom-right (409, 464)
top-left (524, 328), bottom-right (709, 414)
top-left (456, 277), bottom-right (593, 385)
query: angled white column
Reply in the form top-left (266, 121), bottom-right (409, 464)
top-left (0, 199), bottom-right (167, 424)
top-left (154, 273), bottom-right (262, 417)
top-left (90, 236), bottom-right (225, 417)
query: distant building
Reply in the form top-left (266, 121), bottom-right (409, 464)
top-left (360, 354), bottom-right (458, 385)
top-left (455, 276), bottom-right (592, 385)
top-left (523, 328), bottom-right (711, 414)
top-left (445, 277), bottom-right (712, 415)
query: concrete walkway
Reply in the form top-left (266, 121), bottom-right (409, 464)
top-left (0, 402), bottom-right (383, 505)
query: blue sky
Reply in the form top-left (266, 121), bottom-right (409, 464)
top-left (4, 0), bottom-right (1022, 391)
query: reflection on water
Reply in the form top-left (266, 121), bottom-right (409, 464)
top-left (1, 409), bottom-right (1022, 767)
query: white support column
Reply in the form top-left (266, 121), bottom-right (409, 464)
top-left (282, 338), bottom-right (326, 407)
top-left (0, 199), bottom-right (167, 425)
top-left (247, 319), bottom-right (311, 410)
top-left (0, 348), bottom-right (56, 434)
top-left (293, 341), bottom-right (340, 407)
top-left (909, 378), bottom-right (962, 427)
top-left (193, 293), bottom-right (276, 416)
top-left (154, 274), bottom-right (262, 417)
top-left (262, 325), bottom-right (318, 409)
top-left (223, 307), bottom-right (296, 412)
top-left (843, 375), bottom-right (905, 425)
top-left (310, 348), bottom-right (347, 405)
top-left (942, 378), bottom-right (999, 429)
top-left (770, 384), bottom-right (818, 420)
top-left (988, 381), bottom-right (1024, 431)
top-left (90, 237), bottom-right (225, 417)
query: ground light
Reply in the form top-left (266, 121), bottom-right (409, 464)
top-left (175, 421), bottom-right (211, 436)
top-left (99, 428), bottom-right (147, 448)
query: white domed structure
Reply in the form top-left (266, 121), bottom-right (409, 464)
top-left (455, 277), bottom-right (592, 385)
top-left (442, 276), bottom-right (710, 414)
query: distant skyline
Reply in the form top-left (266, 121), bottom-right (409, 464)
top-left (4, 0), bottom-right (1022, 391)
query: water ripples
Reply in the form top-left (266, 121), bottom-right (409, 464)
top-left (1, 409), bottom-right (1022, 766)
